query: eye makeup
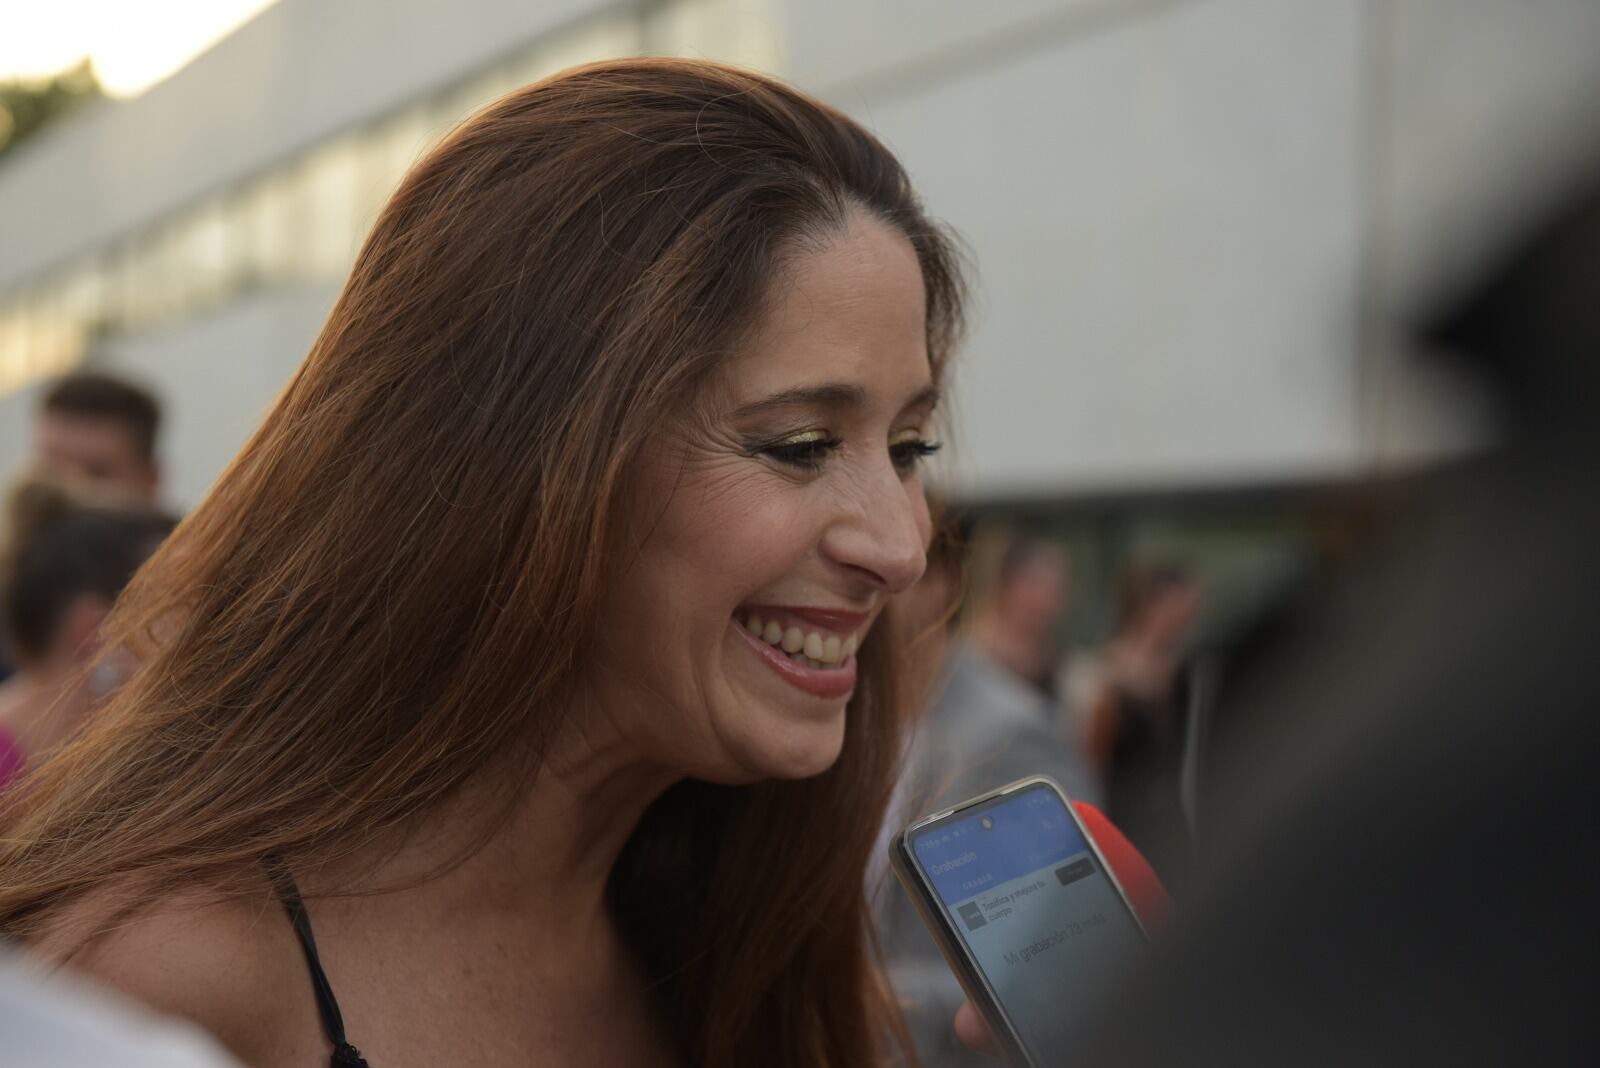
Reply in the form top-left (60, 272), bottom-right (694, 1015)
top-left (745, 429), bottom-right (843, 472)
top-left (744, 426), bottom-right (941, 476)
top-left (889, 427), bottom-right (941, 473)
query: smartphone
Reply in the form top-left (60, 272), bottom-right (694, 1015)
top-left (889, 776), bottom-right (1148, 1068)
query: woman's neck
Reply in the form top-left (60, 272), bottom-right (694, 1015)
top-left (320, 702), bottom-right (679, 941)
top-left (278, 705), bottom-right (684, 1062)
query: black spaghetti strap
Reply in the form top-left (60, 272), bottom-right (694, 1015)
top-left (265, 861), bottom-right (371, 1068)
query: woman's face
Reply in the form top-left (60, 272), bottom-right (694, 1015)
top-left (591, 210), bottom-right (938, 783)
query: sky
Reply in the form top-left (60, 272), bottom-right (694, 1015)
top-left (0, 0), bottom-right (279, 97)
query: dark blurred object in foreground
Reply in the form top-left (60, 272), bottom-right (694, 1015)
top-left (1076, 184), bottom-right (1600, 1065)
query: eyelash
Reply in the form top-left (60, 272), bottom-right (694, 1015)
top-left (755, 434), bottom-right (942, 475)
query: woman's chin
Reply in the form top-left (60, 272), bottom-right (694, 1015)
top-left (720, 710), bottom-right (848, 783)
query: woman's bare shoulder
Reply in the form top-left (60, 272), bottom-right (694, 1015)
top-left (35, 881), bottom-right (317, 1064)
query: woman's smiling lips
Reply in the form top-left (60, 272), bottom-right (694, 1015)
top-left (733, 604), bottom-right (869, 699)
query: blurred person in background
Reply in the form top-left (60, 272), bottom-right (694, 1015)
top-left (964, 524), bottom-right (1073, 691)
top-left (0, 478), bottom-right (175, 790)
top-left (1073, 561), bottom-right (1203, 889)
top-left (904, 524), bottom-right (1098, 810)
top-left (877, 523), bottom-right (1100, 1067)
top-left (0, 371), bottom-right (163, 686)
top-left (32, 371), bottom-right (163, 508)
top-left (0, 59), bottom-right (967, 1068)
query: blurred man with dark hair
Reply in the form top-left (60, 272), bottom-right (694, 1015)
top-left (35, 371), bottom-right (162, 506)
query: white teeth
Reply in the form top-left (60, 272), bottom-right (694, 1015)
top-left (740, 611), bottom-right (863, 669)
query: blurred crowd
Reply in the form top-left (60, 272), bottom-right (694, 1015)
top-left (877, 518), bottom-right (1212, 1065)
top-left (0, 372), bottom-right (174, 788)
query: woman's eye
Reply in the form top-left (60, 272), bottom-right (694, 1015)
top-left (760, 433), bottom-right (842, 471)
top-left (890, 438), bottom-right (942, 475)
top-left (753, 431), bottom-right (940, 475)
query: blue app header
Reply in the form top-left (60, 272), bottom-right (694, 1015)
top-left (911, 784), bottom-right (1089, 905)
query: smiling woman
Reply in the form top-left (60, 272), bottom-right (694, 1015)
top-left (0, 58), bottom-right (964, 1068)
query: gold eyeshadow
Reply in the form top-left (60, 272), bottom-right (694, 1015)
top-left (771, 429), bottom-right (833, 447)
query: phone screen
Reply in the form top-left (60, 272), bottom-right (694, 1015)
top-left (906, 782), bottom-right (1146, 1066)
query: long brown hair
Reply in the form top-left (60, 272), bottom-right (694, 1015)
top-left (0, 58), bottom-right (964, 1066)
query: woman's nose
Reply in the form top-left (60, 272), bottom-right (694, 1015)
top-left (820, 479), bottom-right (929, 595)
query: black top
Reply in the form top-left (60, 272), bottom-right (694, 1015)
top-left (267, 864), bottom-right (370, 1068)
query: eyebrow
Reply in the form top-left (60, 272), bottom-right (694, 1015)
top-left (730, 382), bottom-right (941, 419)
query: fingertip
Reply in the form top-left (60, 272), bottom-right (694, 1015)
top-left (954, 1000), bottom-right (1000, 1056)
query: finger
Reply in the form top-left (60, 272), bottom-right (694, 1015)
top-left (954, 1000), bottom-right (1001, 1056)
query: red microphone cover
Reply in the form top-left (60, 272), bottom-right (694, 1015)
top-left (1073, 800), bottom-right (1171, 930)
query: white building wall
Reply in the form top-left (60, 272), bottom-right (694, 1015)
top-left (0, 284), bottom-right (338, 509)
top-left (97, 284), bottom-right (342, 507)
top-left (788, 0), bottom-right (1600, 496)
top-left (795, 0), bottom-right (1367, 497)
top-left (3, 0), bottom-right (1599, 510)
top-left (0, 0), bottom-right (613, 293)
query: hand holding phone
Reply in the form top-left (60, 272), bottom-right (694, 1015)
top-left (891, 777), bottom-right (1158, 1068)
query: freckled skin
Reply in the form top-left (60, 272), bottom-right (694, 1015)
top-left (584, 210), bottom-right (938, 784)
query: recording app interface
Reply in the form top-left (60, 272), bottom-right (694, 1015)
top-left (910, 785), bottom-right (1145, 1067)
